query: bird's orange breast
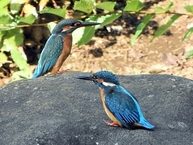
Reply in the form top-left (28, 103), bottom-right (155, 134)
top-left (99, 88), bottom-right (122, 127)
top-left (51, 34), bottom-right (72, 73)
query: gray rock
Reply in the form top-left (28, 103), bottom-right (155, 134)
top-left (0, 72), bottom-right (193, 145)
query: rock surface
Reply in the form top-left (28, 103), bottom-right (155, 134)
top-left (0, 72), bottom-right (193, 145)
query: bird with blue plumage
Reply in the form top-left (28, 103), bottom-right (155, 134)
top-left (32, 19), bottom-right (100, 78)
top-left (77, 71), bottom-right (154, 130)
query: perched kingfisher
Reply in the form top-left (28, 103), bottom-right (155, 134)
top-left (32, 19), bottom-right (100, 78)
top-left (77, 71), bottom-right (154, 130)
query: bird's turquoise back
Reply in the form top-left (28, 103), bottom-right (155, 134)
top-left (104, 85), bottom-right (154, 129)
top-left (32, 34), bottom-right (63, 78)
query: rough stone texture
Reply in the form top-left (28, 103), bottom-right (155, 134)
top-left (0, 72), bottom-right (193, 145)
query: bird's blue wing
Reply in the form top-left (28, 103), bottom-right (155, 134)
top-left (104, 86), bottom-right (140, 127)
top-left (32, 34), bottom-right (63, 78)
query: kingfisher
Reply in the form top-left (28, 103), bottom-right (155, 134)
top-left (77, 71), bottom-right (154, 130)
top-left (32, 19), bottom-right (100, 78)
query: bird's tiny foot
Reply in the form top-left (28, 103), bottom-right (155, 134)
top-left (104, 120), bottom-right (119, 127)
top-left (57, 69), bottom-right (69, 74)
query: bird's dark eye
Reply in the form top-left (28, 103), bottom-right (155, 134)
top-left (72, 22), bottom-right (81, 27)
top-left (92, 75), bottom-right (98, 79)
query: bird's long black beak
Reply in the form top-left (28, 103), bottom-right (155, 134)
top-left (80, 21), bottom-right (101, 27)
top-left (76, 74), bottom-right (93, 81)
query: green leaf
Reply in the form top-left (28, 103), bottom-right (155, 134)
top-left (77, 26), bottom-right (96, 46)
top-left (163, 1), bottom-right (173, 12)
top-left (155, 7), bottom-right (165, 13)
top-left (12, 70), bottom-right (32, 80)
top-left (10, 3), bottom-right (22, 14)
top-left (76, 13), bottom-right (121, 45)
top-left (0, 0), bottom-right (11, 8)
top-left (155, 1), bottom-right (173, 13)
top-left (72, 27), bottom-right (84, 44)
top-left (1, 28), bottom-right (31, 78)
top-left (85, 15), bottom-right (99, 22)
top-left (40, 7), bottom-right (66, 18)
top-left (10, 47), bottom-right (31, 72)
top-left (47, 21), bottom-right (57, 33)
top-left (130, 14), bottom-right (153, 45)
top-left (0, 15), bottom-right (12, 24)
top-left (0, 32), bottom-right (4, 48)
top-left (123, 0), bottom-right (144, 12)
top-left (0, 52), bottom-right (7, 65)
top-left (73, 16), bottom-right (99, 44)
top-left (0, 23), bottom-right (17, 31)
top-left (0, 45), bottom-right (8, 51)
top-left (74, 0), bottom-right (94, 14)
top-left (14, 29), bottom-right (23, 46)
top-left (151, 14), bottom-right (181, 41)
top-left (96, 2), bottom-right (116, 11)
top-left (18, 14), bottom-right (36, 24)
top-left (186, 49), bottom-right (193, 59)
top-left (3, 28), bottom-right (23, 50)
top-left (182, 27), bottom-right (193, 41)
top-left (96, 13), bottom-right (121, 28)
top-left (0, 7), bottom-right (10, 15)
top-left (184, 4), bottom-right (193, 13)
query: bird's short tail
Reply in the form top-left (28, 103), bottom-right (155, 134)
top-left (32, 68), bottom-right (40, 79)
top-left (32, 74), bottom-right (38, 79)
top-left (137, 118), bottom-right (154, 130)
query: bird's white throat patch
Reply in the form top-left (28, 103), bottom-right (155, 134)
top-left (102, 82), bottom-right (117, 87)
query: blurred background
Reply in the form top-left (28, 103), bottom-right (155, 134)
top-left (1, 0), bottom-right (193, 87)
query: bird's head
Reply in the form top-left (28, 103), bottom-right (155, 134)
top-left (52, 19), bottom-right (100, 34)
top-left (77, 71), bottom-right (120, 88)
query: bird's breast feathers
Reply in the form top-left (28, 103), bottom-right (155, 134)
top-left (100, 88), bottom-right (122, 126)
top-left (63, 34), bottom-right (72, 54)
